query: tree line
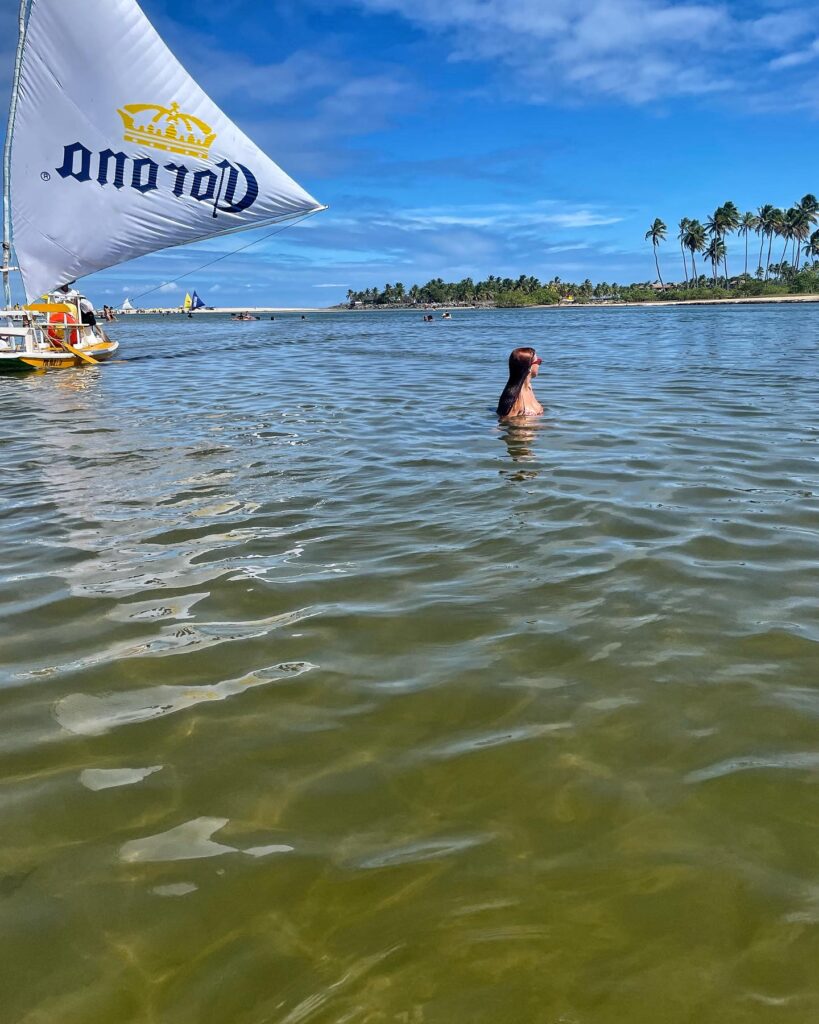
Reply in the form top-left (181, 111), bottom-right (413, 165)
top-left (345, 276), bottom-right (566, 308)
top-left (646, 195), bottom-right (819, 289)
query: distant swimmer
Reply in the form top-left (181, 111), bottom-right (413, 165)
top-left (441, 312), bottom-right (451, 319)
top-left (497, 347), bottom-right (543, 420)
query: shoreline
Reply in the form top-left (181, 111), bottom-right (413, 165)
top-left (119, 306), bottom-right (327, 315)
top-left (117, 293), bottom-right (819, 315)
top-left (543, 293), bottom-right (819, 309)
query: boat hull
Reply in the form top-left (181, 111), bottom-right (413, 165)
top-left (0, 340), bottom-right (119, 373)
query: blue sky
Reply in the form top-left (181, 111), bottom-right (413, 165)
top-left (4, 0), bottom-right (819, 306)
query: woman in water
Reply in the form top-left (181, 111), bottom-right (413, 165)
top-left (497, 347), bottom-right (543, 419)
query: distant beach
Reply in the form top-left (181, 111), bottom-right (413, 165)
top-left (122, 293), bottom-right (819, 316)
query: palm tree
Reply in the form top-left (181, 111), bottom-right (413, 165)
top-left (684, 219), bottom-right (706, 286)
top-left (645, 218), bottom-right (667, 287)
top-left (722, 201), bottom-right (740, 281)
top-left (794, 195), bottom-right (818, 268)
top-left (705, 209), bottom-right (724, 279)
top-left (677, 217), bottom-right (691, 288)
top-left (806, 229), bottom-right (819, 267)
top-left (755, 205), bottom-right (775, 277)
top-left (798, 194), bottom-right (819, 225)
top-left (707, 202), bottom-right (740, 283)
top-left (777, 209), bottom-right (799, 276)
top-left (704, 236), bottom-right (726, 286)
top-left (765, 208), bottom-right (784, 279)
top-left (739, 211), bottom-right (759, 278)
top-left (788, 208), bottom-right (811, 271)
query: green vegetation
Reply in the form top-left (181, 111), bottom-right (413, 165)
top-left (345, 265), bottom-right (819, 309)
top-left (345, 276), bottom-right (562, 308)
top-left (650, 195), bottom-right (819, 290)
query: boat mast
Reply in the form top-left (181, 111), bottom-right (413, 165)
top-left (2, 0), bottom-right (30, 308)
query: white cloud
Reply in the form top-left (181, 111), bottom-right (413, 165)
top-left (158, 282), bottom-right (180, 293)
top-left (544, 211), bottom-right (623, 228)
top-left (383, 202), bottom-right (623, 231)
top-left (340, 0), bottom-right (817, 105)
top-left (769, 37), bottom-right (819, 71)
top-left (545, 243), bottom-right (590, 253)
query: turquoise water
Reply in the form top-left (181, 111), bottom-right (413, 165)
top-left (2, 305), bottom-right (819, 1023)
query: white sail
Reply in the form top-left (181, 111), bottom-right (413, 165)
top-left (121, 297), bottom-right (134, 310)
top-left (10, 0), bottom-right (323, 301)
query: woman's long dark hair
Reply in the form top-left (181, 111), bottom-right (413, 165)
top-left (497, 347), bottom-right (537, 417)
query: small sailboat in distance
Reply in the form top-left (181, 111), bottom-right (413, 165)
top-left (191, 291), bottom-right (206, 311)
top-left (0, 0), bottom-right (324, 372)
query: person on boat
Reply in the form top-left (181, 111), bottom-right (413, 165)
top-left (497, 347), bottom-right (544, 420)
top-left (51, 283), bottom-right (79, 306)
top-left (78, 295), bottom-right (97, 327)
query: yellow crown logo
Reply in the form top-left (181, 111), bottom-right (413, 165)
top-left (117, 101), bottom-right (217, 159)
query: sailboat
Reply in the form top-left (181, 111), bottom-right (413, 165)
top-left (0, 0), bottom-right (324, 372)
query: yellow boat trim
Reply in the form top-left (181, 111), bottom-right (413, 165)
top-left (24, 302), bottom-right (76, 314)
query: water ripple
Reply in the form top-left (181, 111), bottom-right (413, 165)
top-left (55, 661), bottom-right (316, 735)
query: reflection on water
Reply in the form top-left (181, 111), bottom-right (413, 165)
top-left (80, 765), bottom-right (163, 790)
top-left (2, 307), bottom-right (819, 1023)
top-left (498, 418), bottom-right (550, 480)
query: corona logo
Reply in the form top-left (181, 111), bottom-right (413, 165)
top-left (55, 143), bottom-right (259, 216)
top-left (117, 101), bottom-right (217, 159)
